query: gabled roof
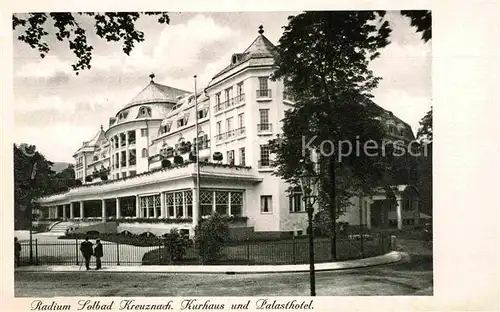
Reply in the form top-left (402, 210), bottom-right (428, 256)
top-left (122, 81), bottom-right (190, 110)
top-left (73, 128), bottom-right (106, 156)
top-left (211, 30), bottom-right (278, 80)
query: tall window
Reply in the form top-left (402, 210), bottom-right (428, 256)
top-left (259, 109), bottom-right (270, 131)
top-left (289, 192), bottom-right (304, 212)
top-left (225, 87), bottom-right (232, 102)
top-left (260, 145), bottom-right (270, 167)
top-left (226, 117), bottom-right (233, 138)
top-left (128, 130), bottom-right (136, 145)
top-left (140, 195), bottom-right (160, 218)
top-left (227, 150), bottom-right (234, 165)
top-left (120, 133), bottom-right (126, 146)
top-left (114, 136), bottom-right (119, 148)
top-left (200, 190), bottom-right (213, 216)
top-left (215, 93), bottom-right (221, 105)
top-left (238, 113), bottom-right (244, 133)
top-left (121, 151), bottom-right (126, 167)
top-left (215, 191), bottom-right (229, 215)
top-left (175, 192), bottom-right (184, 217)
top-left (237, 82), bottom-right (244, 98)
top-left (260, 195), bottom-right (272, 213)
top-left (216, 121), bottom-right (222, 141)
top-left (239, 147), bottom-right (245, 166)
top-left (141, 128), bottom-right (148, 137)
top-left (128, 149), bottom-right (136, 166)
top-left (258, 77), bottom-right (268, 90)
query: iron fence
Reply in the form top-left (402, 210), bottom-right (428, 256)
top-left (17, 233), bottom-right (394, 267)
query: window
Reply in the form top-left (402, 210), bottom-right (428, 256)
top-left (141, 148), bottom-right (148, 158)
top-left (141, 129), bottom-right (148, 137)
top-left (226, 117), bottom-right (233, 138)
top-left (215, 93), bottom-right (221, 105)
top-left (120, 133), bottom-right (126, 147)
top-left (237, 82), bottom-right (244, 97)
top-left (259, 77), bottom-right (268, 90)
top-left (225, 87), bottom-right (232, 102)
top-left (216, 121), bottom-right (222, 141)
top-left (200, 190), bottom-right (213, 216)
top-left (239, 147), bottom-right (245, 166)
top-left (140, 195), bottom-right (160, 218)
top-left (227, 150), bottom-right (235, 165)
top-left (175, 192), bottom-right (184, 217)
top-left (121, 151), bottom-right (126, 167)
top-left (177, 114), bottom-right (189, 127)
top-left (129, 170), bottom-right (137, 177)
top-left (261, 195), bottom-right (272, 213)
top-left (137, 106), bottom-right (151, 118)
top-left (289, 193), bottom-right (304, 212)
top-left (198, 108), bottom-right (208, 119)
top-left (238, 113), bottom-right (244, 130)
top-left (128, 130), bottom-right (136, 145)
top-left (260, 145), bottom-right (270, 167)
top-left (115, 153), bottom-right (119, 168)
top-left (257, 77), bottom-right (270, 97)
top-left (128, 149), bottom-right (136, 166)
top-left (259, 109), bottom-right (270, 131)
top-left (114, 136), bottom-right (119, 148)
top-left (215, 191), bottom-right (229, 215)
top-left (404, 199), bottom-right (412, 211)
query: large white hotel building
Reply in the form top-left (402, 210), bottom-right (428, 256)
top-left (36, 27), bottom-right (421, 238)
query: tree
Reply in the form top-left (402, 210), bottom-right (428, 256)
top-left (270, 11), bottom-right (393, 260)
top-left (14, 144), bottom-right (54, 229)
top-left (401, 10), bottom-right (432, 43)
top-left (417, 107), bottom-right (433, 142)
top-left (13, 12), bottom-right (170, 74)
top-left (194, 213), bottom-right (230, 264)
top-left (416, 108), bottom-right (433, 216)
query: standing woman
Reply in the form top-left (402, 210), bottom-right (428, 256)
top-left (93, 239), bottom-right (103, 270)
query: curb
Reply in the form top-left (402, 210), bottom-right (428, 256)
top-left (16, 251), bottom-right (404, 274)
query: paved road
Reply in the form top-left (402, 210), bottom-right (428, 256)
top-left (15, 239), bottom-right (432, 297)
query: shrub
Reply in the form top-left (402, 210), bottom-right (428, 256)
top-left (194, 213), bottom-right (229, 264)
top-left (161, 159), bottom-right (171, 168)
top-left (212, 152), bottom-right (223, 162)
top-left (100, 175), bottom-right (108, 181)
top-left (163, 229), bottom-right (189, 263)
top-left (173, 155), bottom-right (184, 165)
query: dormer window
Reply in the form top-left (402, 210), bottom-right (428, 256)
top-left (118, 111), bottom-right (129, 121)
top-left (177, 113), bottom-right (190, 128)
top-left (197, 108), bottom-right (208, 119)
top-left (137, 106), bottom-right (152, 118)
top-left (232, 54), bottom-right (238, 64)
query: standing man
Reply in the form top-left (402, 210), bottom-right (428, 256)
top-left (93, 239), bottom-right (103, 270)
top-left (80, 237), bottom-right (93, 270)
top-left (14, 237), bottom-right (21, 267)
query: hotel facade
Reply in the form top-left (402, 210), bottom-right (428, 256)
top-left (36, 28), bottom-right (421, 238)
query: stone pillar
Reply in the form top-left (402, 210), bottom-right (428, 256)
top-left (101, 199), bottom-right (106, 223)
top-left (135, 196), bottom-right (140, 218)
top-left (80, 201), bottom-right (84, 218)
top-left (396, 198), bottom-right (403, 230)
top-left (192, 188), bottom-right (199, 227)
top-left (55, 205), bottom-right (59, 219)
top-left (160, 192), bottom-right (166, 218)
top-left (414, 200), bottom-right (420, 225)
top-left (70, 202), bottom-right (74, 219)
top-left (116, 198), bottom-right (121, 219)
top-left (62, 204), bottom-right (67, 220)
top-left (366, 200), bottom-right (372, 229)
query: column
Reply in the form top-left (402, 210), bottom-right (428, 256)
top-left (414, 200), bottom-right (420, 225)
top-left (55, 205), bottom-right (59, 219)
top-left (80, 201), bottom-right (84, 218)
top-left (160, 192), bottom-right (166, 218)
top-left (135, 196), bottom-right (140, 218)
top-left (192, 188), bottom-right (199, 226)
top-left (366, 200), bottom-right (372, 229)
top-left (116, 198), bottom-right (121, 219)
top-left (70, 202), bottom-right (74, 219)
top-left (62, 204), bottom-right (67, 220)
top-left (101, 199), bottom-right (106, 223)
top-left (396, 198), bottom-right (403, 230)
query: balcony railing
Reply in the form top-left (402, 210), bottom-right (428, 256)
top-left (120, 161), bottom-right (126, 167)
top-left (258, 160), bottom-right (271, 169)
top-left (257, 123), bottom-right (273, 133)
top-left (256, 89), bottom-right (272, 98)
top-left (215, 127), bottom-right (246, 143)
top-left (215, 94), bottom-right (246, 113)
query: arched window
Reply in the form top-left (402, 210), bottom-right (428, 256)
top-left (137, 106), bottom-right (152, 118)
top-left (141, 148), bottom-right (148, 158)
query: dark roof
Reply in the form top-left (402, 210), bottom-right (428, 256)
top-left (211, 34), bottom-right (278, 80)
top-left (121, 81), bottom-right (190, 110)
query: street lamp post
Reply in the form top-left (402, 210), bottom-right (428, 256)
top-left (299, 169), bottom-right (318, 297)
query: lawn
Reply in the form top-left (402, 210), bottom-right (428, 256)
top-left (142, 236), bottom-right (389, 265)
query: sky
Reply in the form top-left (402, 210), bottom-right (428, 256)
top-left (13, 11), bottom-right (431, 163)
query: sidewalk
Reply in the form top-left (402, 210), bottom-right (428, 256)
top-left (16, 251), bottom-right (404, 274)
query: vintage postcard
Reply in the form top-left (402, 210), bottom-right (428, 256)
top-left (2, 2), bottom-right (498, 312)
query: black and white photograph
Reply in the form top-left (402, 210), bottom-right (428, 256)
top-left (9, 10), bottom-right (436, 300)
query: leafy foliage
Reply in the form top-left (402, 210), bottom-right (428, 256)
top-left (194, 213), bottom-right (230, 264)
top-left (401, 10), bottom-right (432, 42)
top-left (416, 107), bottom-right (433, 143)
top-left (13, 12), bottom-right (170, 74)
top-left (163, 228), bottom-right (190, 262)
